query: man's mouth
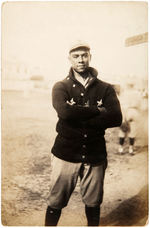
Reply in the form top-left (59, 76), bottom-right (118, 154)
top-left (78, 65), bottom-right (85, 68)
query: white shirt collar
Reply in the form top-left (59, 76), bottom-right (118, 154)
top-left (73, 70), bottom-right (92, 88)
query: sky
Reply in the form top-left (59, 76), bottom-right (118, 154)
top-left (2, 1), bottom-right (148, 81)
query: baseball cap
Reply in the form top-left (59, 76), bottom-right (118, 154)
top-left (69, 40), bottom-right (90, 53)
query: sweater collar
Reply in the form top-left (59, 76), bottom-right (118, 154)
top-left (68, 67), bottom-right (98, 89)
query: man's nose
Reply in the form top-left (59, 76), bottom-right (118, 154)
top-left (78, 56), bottom-right (84, 62)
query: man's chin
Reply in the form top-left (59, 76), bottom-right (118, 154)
top-left (77, 70), bottom-right (85, 73)
top-left (75, 68), bottom-right (88, 73)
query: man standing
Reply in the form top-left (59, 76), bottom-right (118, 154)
top-left (118, 83), bottom-right (141, 155)
top-left (45, 41), bottom-right (122, 226)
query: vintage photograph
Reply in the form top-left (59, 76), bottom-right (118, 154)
top-left (1, 1), bottom-right (148, 226)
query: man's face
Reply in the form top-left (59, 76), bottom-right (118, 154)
top-left (69, 48), bottom-right (91, 73)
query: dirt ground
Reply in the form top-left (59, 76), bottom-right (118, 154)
top-left (1, 90), bottom-right (148, 226)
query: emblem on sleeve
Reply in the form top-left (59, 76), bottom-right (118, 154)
top-left (97, 99), bottom-right (103, 107)
top-left (66, 98), bottom-right (76, 106)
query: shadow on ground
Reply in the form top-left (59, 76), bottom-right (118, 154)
top-left (100, 185), bottom-right (148, 226)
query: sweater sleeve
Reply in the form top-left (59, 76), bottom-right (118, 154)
top-left (84, 85), bottom-right (122, 129)
top-left (52, 81), bottom-right (100, 120)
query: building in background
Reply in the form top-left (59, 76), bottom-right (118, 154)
top-left (2, 59), bottom-right (47, 91)
top-left (123, 32), bottom-right (148, 92)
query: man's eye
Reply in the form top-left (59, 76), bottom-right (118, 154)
top-left (83, 54), bottom-right (88, 57)
top-left (72, 55), bottom-right (78, 58)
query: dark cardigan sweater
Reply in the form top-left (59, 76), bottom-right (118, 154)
top-left (51, 67), bottom-right (122, 164)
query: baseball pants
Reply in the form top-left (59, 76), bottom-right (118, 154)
top-left (47, 155), bottom-right (107, 209)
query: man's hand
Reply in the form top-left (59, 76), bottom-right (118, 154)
top-left (120, 120), bottom-right (130, 133)
top-left (84, 100), bottom-right (90, 107)
top-left (97, 107), bottom-right (107, 113)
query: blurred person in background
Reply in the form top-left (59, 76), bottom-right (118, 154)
top-left (118, 83), bottom-right (142, 155)
top-left (45, 41), bottom-right (122, 226)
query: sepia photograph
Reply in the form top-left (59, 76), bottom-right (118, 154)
top-left (1, 1), bottom-right (148, 226)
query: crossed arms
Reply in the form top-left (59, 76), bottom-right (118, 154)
top-left (52, 82), bottom-right (122, 129)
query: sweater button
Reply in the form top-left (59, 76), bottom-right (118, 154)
top-left (73, 84), bottom-right (76, 87)
top-left (82, 155), bottom-right (85, 159)
top-left (81, 93), bottom-right (84, 96)
top-left (82, 145), bottom-right (86, 148)
top-left (84, 134), bottom-right (87, 138)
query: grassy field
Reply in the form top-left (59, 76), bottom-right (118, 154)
top-left (1, 90), bottom-right (148, 226)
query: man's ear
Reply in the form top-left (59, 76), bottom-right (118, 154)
top-left (89, 54), bottom-right (92, 61)
top-left (68, 55), bottom-right (71, 62)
